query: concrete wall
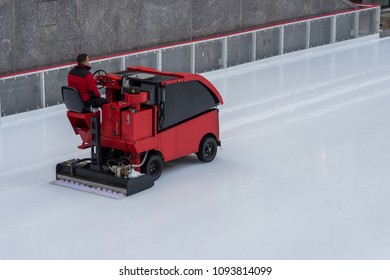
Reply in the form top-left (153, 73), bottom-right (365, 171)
top-left (0, 0), bottom-right (356, 75)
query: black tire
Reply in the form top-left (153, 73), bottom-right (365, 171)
top-left (142, 154), bottom-right (163, 180)
top-left (197, 136), bottom-right (218, 162)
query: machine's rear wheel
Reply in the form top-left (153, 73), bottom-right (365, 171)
top-left (142, 154), bottom-right (163, 180)
top-left (197, 136), bottom-right (218, 162)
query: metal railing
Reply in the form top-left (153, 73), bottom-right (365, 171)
top-left (0, 4), bottom-right (380, 119)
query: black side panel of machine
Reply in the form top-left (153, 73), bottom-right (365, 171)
top-left (160, 80), bottom-right (218, 130)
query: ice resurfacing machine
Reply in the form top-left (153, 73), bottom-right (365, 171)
top-left (54, 67), bottom-right (224, 198)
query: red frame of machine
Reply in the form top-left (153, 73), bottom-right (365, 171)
top-left (68, 66), bottom-right (224, 168)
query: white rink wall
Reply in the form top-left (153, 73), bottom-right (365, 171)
top-left (0, 4), bottom-right (380, 118)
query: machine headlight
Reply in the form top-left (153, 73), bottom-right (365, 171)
top-left (122, 78), bottom-right (129, 87)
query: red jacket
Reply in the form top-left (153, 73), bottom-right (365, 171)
top-left (68, 64), bottom-right (101, 102)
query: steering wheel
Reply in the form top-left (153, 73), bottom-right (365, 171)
top-left (93, 69), bottom-right (109, 89)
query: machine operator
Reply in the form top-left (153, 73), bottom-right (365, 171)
top-left (68, 53), bottom-right (107, 108)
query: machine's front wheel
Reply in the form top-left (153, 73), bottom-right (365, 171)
top-left (197, 136), bottom-right (218, 162)
top-left (142, 154), bottom-right (163, 180)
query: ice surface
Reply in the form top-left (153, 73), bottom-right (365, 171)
top-left (1, 37), bottom-right (390, 260)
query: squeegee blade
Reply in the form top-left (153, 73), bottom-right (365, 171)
top-left (51, 179), bottom-right (126, 199)
top-left (54, 160), bottom-right (154, 198)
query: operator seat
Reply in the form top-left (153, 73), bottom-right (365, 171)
top-left (61, 86), bottom-right (89, 113)
top-left (61, 86), bottom-right (98, 149)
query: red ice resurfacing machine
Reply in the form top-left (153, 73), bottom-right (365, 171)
top-left (53, 66), bottom-right (224, 198)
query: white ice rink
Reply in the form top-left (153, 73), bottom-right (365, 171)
top-left (1, 37), bottom-right (390, 260)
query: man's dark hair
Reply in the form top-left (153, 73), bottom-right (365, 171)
top-left (77, 53), bottom-right (89, 65)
